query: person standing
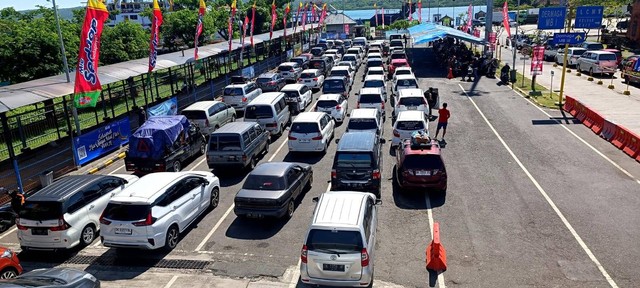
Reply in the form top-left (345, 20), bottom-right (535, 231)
top-left (434, 103), bottom-right (450, 140)
top-left (8, 190), bottom-right (25, 214)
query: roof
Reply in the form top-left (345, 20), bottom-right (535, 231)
top-left (28, 175), bottom-right (109, 202)
top-left (318, 93), bottom-right (342, 101)
top-left (402, 139), bottom-right (442, 155)
top-left (301, 69), bottom-right (320, 74)
top-left (213, 121), bottom-right (256, 134)
top-left (364, 75), bottom-right (385, 81)
top-left (251, 162), bottom-right (293, 177)
top-left (350, 108), bottom-right (378, 119)
top-left (249, 92), bottom-right (284, 105)
top-left (396, 74), bottom-right (417, 80)
top-left (183, 101), bottom-right (220, 111)
top-left (279, 62), bottom-right (298, 67)
top-left (398, 88), bottom-right (424, 97)
top-left (337, 132), bottom-right (377, 151)
top-left (408, 22), bottom-right (486, 45)
top-left (396, 67), bottom-right (413, 72)
top-left (312, 191), bottom-right (369, 228)
top-left (326, 76), bottom-right (347, 81)
top-left (281, 84), bottom-right (306, 91)
top-left (368, 67), bottom-right (384, 71)
top-left (359, 87), bottom-right (383, 95)
top-left (258, 72), bottom-right (278, 78)
top-left (112, 172), bottom-right (183, 203)
top-left (331, 66), bottom-right (350, 71)
top-left (396, 110), bottom-right (426, 121)
top-left (391, 59), bottom-right (409, 64)
top-left (293, 111), bottom-right (325, 122)
top-left (324, 13), bottom-right (357, 26)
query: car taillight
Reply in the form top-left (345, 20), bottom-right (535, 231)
top-left (288, 131), bottom-right (297, 140)
top-left (393, 129), bottom-right (400, 137)
top-left (331, 169), bottom-right (337, 178)
top-left (301, 245), bottom-right (308, 263)
top-left (372, 169), bottom-right (381, 179)
top-left (15, 218), bottom-right (26, 230)
top-left (268, 81), bottom-right (276, 85)
top-left (381, 102), bottom-right (385, 109)
top-left (312, 133), bottom-right (323, 140)
top-left (132, 212), bottom-right (154, 226)
top-left (242, 97), bottom-right (248, 102)
top-left (266, 122), bottom-right (277, 128)
top-left (99, 212), bottom-right (111, 225)
top-left (50, 217), bottom-right (71, 231)
top-left (336, 104), bottom-right (342, 110)
top-left (356, 102), bottom-right (360, 108)
top-left (297, 78), bottom-right (303, 82)
top-left (313, 77), bottom-right (318, 81)
top-left (361, 248), bottom-right (370, 267)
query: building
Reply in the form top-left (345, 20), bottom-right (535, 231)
top-left (324, 13), bottom-right (357, 38)
top-left (474, 10), bottom-right (486, 20)
top-left (106, 0), bottom-right (171, 27)
top-left (628, 0), bottom-right (640, 43)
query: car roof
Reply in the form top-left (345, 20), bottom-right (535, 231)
top-left (249, 92), bottom-right (284, 105)
top-left (396, 110), bottom-right (426, 121)
top-left (225, 83), bottom-right (251, 88)
top-left (293, 111), bottom-right (325, 122)
top-left (589, 51), bottom-right (615, 54)
top-left (391, 59), bottom-right (409, 64)
top-left (302, 69), bottom-right (319, 74)
top-left (251, 162), bottom-right (294, 177)
top-left (312, 191), bottom-right (370, 228)
top-left (111, 172), bottom-right (200, 203)
top-left (398, 88), bottom-right (424, 97)
top-left (281, 84), bottom-right (306, 91)
top-left (213, 121), bottom-right (256, 134)
top-left (20, 268), bottom-right (89, 282)
top-left (359, 87), bottom-right (383, 95)
top-left (318, 93), bottom-right (342, 101)
top-left (396, 74), bottom-right (417, 80)
top-left (279, 62), bottom-right (298, 66)
top-left (27, 175), bottom-right (113, 202)
top-left (367, 58), bottom-right (382, 62)
top-left (602, 48), bottom-right (620, 52)
top-left (183, 100), bottom-right (221, 111)
top-left (332, 66), bottom-right (349, 71)
top-left (350, 108), bottom-right (379, 118)
top-left (258, 72), bottom-right (277, 78)
top-left (337, 131), bottom-right (377, 151)
top-left (402, 139), bottom-right (442, 156)
top-left (368, 67), bottom-right (384, 71)
top-left (326, 76), bottom-right (347, 81)
top-left (364, 75), bottom-right (385, 81)
top-left (326, 49), bottom-right (339, 53)
top-left (396, 66), bottom-right (413, 71)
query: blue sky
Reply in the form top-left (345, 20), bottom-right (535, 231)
top-left (0, 0), bottom-right (86, 11)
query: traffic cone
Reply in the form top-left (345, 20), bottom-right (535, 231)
top-left (426, 222), bottom-right (447, 271)
top-left (447, 68), bottom-right (454, 79)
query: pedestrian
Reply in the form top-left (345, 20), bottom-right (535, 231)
top-left (8, 189), bottom-right (24, 214)
top-left (434, 103), bottom-right (450, 141)
top-left (137, 106), bottom-right (147, 125)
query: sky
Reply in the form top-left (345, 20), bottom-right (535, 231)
top-left (0, 0), bottom-right (86, 11)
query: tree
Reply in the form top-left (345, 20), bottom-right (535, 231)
top-left (388, 19), bottom-right (419, 30)
top-left (101, 21), bottom-right (150, 65)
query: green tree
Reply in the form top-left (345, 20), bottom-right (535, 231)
top-left (101, 21), bottom-right (150, 65)
top-left (388, 19), bottom-right (419, 30)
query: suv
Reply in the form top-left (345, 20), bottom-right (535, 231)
top-left (298, 69), bottom-right (325, 90)
top-left (278, 62), bottom-right (303, 82)
top-left (576, 51), bottom-right (618, 76)
top-left (392, 110), bottom-right (429, 147)
top-left (314, 93), bottom-right (348, 123)
top-left (300, 191), bottom-right (379, 287)
top-left (393, 88), bottom-right (428, 120)
top-left (281, 84), bottom-right (313, 114)
top-left (331, 132), bottom-right (383, 197)
top-left (181, 101), bottom-right (236, 135)
top-left (394, 138), bottom-right (447, 192)
top-left (322, 76), bottom-right (349, 98)
top-left (222, 82), bottom-right (262, 112)
top-left (347, 108), bottom-right (384, 139)
top-left (580, 41), bottom-right (604, 51)
top-left (362, 75), bottom-right (387, 101)
top-left (207, 122), bottom-right (270, 170)
top-left (356, 87), bottom-right (386, 116)
top-left (290, 56), bottom-right (310, 70)
top-left (329, 66), bottom-right (355, 88)
top-left (18, 174), bottom-right (139, 250)
top-left (256, 72), bottom-right (286, 92)
top-left (100, 171), bottom-right (220, 251)
top-left (309, 57), bottom-right (333, 75)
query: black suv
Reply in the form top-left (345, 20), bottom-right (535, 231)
top-left (331, 132), bottom-right (383, 198)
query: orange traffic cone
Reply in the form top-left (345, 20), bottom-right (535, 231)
top-left (426, 222), bottom-right (447, 271)
top-left (447, 68), bottom-right (454, 79)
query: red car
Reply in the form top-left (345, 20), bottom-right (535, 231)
top-left (389, 59), bottom-right (410, 79)
top-left (0, 246), bottom-right (22, 278)
top-left (394, 137), bottom-right (447, 192)
top-left (602, 48), bottom-right (622, 66)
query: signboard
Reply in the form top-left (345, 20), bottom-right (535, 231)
top-left (537, 7), bottom-right (566, 30)
top-left (344, 24), bottom-right (350, 35)
top-left (574, 6), bottom-right (604, 29)
top-left (552, 32), bottom-right (586, 45)
top-left (74, 117), bottom-right (131, 166)
top-left (147, 97), bottom-right (177, 117)
top-left (488, 32), bottom-right (497, 52)
top-left (530, 46), bottom-right (545, 76)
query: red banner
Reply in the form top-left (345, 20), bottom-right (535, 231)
top-left (489, 32), bottom-right (496, 51)
top-left (284, 3), bottom-right (290, 38)
top-left (319, 4), bottom-right (327, 26)
top-left (381, 7), bottom-right (385, 28)
top-left (228, 0), bottom-right (237, 53)
top-left (302, 3), bottom-right (308, 31)
top-left (194, 0), bottom-right (206, 60)
top-left (294, 2), bottom-right (301, 33)
top-left (148, 0), bottom-right (163, 72)
top-left (418, 0), bottom-right (422, 23)
top-left (270, 0), bottom-right (276, 40)
top-left (374, 3), bottom-right (378, 27)
top-left (473, 28), bottom-right (480, 38)
top-left (502, 1), bottom-right (511, 38)
top-left (73, 0), bottom-right (109, 108)
top-left (311, 4), bottom-right (316, 30)
top-left (465, 4), bottom-right (472, 33)
top-left (408, 0), bottom-right (412, 21)
top-left (531, 46), bottom-right (545, 75)
top-left (250, 1), bottom-right (256, 46)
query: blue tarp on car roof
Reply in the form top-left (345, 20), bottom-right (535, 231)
top-left (128, 115), bottom-right (190, 160)
top-left (408, 23), bottom-right (486, 45)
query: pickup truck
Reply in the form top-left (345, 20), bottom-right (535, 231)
top-left (125, 115), bottom-right (206, 173)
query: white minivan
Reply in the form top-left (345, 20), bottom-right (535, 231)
top-left (244, 92), bottom-right (291, 136)
top-left (393, 88), bottom-right (428, 120)
top-left (181, 101), bottom-right (236, 135)
top-left (288, 112), bottom-right (335, 153)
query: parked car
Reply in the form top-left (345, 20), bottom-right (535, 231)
top-left (356, 88), bottom-right (386, 116)
top-left (353, 36), bottom-right (368, 49)
top-left (330, 66), bottom-right (355, 88)
top-left (314, 93), bottom-right (348, 123)
top-left (543, 44), bottom-right (559, 61)
top-left (181, 101), bottom-right (236, 135)
top-left (391, 110), bottom-right (429, 147)
top-left (288, 112), bottom-right (335, 153)
top-left (388, 50), bottom-right (408, 63)
top-left (342, 54), bottom-right (361, 68)
top-left (18, 174), bottom-right (138, 251)
top-left (0, 268), bottom-right (99, 287)
top-left (365, 66), bottom-right (385, 80)
top-left (206, 122), bottom-right (270, 170)
top-left (309, 56), bottom-right (333, 75)
top-left (125, 115), bottom-right (206, 173)
top-left (234, 162), bottom-right (312, 219)
top-left (346, 108), bottom-right (384, 138)
top-left (300, 191), bottom-right (379, 287)
top-left (394, 137), bottom-right (447, 192)
top-left (222, 82), bottom-right (262, 112)
top-left (346, 47), bottom-right (365, 60)
top-left (388, 59), bottom-right (410, 79)
top-left (0, 246), bottom-right (22, 278)
top-left (602, 48), bottom-right (622, 66)
top-left (100, 171), bottom-right (220, 250)
top-left (331, 132), bottom-right (383, 198)
top-left (298, 69), bottom-right (325, 90)
top-left (580, 41), bottom-right (604, 51)
top-left (281, 84), bottom-right (313, 114)
top-left (278, 62), bottom-right (303, 82)
top-left (366, 58), bottom-right (385, 71)
top-left (290, 56), bottom-right (310, 70)
top-left (362, 75), bottom-right (388, 101)
top-left (576, 51), bottom-right (618, 76)
top-left (392, 74), bottom-right (420, 96)
top-left (244, 92), bottom-right (291, 136)
top-left (393, 88), bottom-right (428, 120)
top-left (322, 76), bottom-right (349, 98)
top-left (391, 66), bottom-right (414, 83)
top-left (336, 61), bottom-right (357, 74)
top-left (555, 47), bottom-right (587, 66)
top-left (256, 72), bottom-right (286, 92)
top-left (389, 39), bottom-right (404, 50)
top-left (310, 47), bottom-right (324, 57)
top-left (324, 49), bottom-right (343, 61)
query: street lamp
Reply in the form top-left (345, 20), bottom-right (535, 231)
top-left (48, 0), bottom-right (71, 83)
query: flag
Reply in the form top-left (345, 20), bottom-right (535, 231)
top-left (294, 2), bottom-right (302, 33)
top-left (311, 4), bottom-right (317, 30)
top-left (194, 0), bottom-right (206, 60)
top-left (418, 0), bottom-right (422, 23)
top-left (241, 15), bottom-right (248, 57)
top-left (250, 0), bottom-right (256, 46)
top-left (381, 7), bottom-right (385, 28)
top-left (465, 4), bottom-right (472, 33)
top-left (408, 0), bottom-right (412, 21)
top-left (302, 3), bottom-right (308, 31)
top-left (228, 0), bottom-right (237, 53)
top-left (73, 0), bottom-right (109, 108)
top-left (374, 3), bottom-right (378, 27)
top-left (284, 2), bottom-right (291, 37)
top-left (319, 3), bottom-right (327, 26)
top-left (270, 0), bottom-right (277, 40)
top-left (148, 0), bottom-right (163, 72)
top-left (502, 1), bottom-right (511, 38)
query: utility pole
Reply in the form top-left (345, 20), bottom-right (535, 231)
top-left (511, 0), bottom-right (520, 85)
top-left (52, 0), bottom-right (71, 83)
top-left (558, 5), bottom-right (572, 106)
top-left (484, 0), bottom-right (493, 55)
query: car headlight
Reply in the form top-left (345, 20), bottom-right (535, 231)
top-left (1, 249), bottom-right (12, 258)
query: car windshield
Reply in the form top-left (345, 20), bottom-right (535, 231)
top-left (310, 61), bottom-right (325, 69)
top-left (103, 203), bottom-right (150, 221)
top-left (291, 122), bottom-right (320, 133)
top-left (364, 80), bottom-right (384, 88)
top-left (403, 154), bottom-right (444, 170)
top-left (391, 54), bottom-right (406, 59)
top-left (256, 76), bottom-right (275, 83)
top-left (306, 229), bottom-right (363, 253)
top-left (300, 72), bottom-right (316, 78)
top-left (392, 62), bottom-right (408, 68)
top-left (348, 118), bottom-right (378, 130)
top-left (244, 105), bottom-right (273, 119)
top-left (399, 97), bottom-right (425, 106)
top-left (283, 91), bottom-right (300, 99)
top-left (223, 88), bottom-right (244, 96)
top-left (311, 48), bottom-right (323, 56)
top-left (587, 43), bottom-right (604, 50)
top-left (397, 79), bottom-right (418, 87)
top-left (396, 70), bottom-right (412, 76)
top-left (209, 135), bottom-right (242, 151)
top-left (6, 277), bottom-right (67, 286)
top-left (243, 175), bottom-right (286, 190)
top-left (335, 152), bottom-right (373, 168)
top-left (396, 120), bottom-right (424, 130)
top-left (359, 94), bottom-right (382, 103)
top-left (331, 70), bottom-right (349, 77)
top-left (323, 80), bottom-right (345, 90)
top-left (278, 65), bottom-right (293, 71)
top-left (343, 56), bottom-right (356, 61)
top-left (316, 100), bottom-right (338, 108)
top-left (181, 110), bottom-right (207, 119)
top-left (368, 70), bottom-right (384, 75)
top-left (291, 58), bottom-right (304, 65)
top-left (599, 54), bottom-right (617, 61)
top-left (19, 201), bottom-right (62, 220)
top-left (368, 60), bottom-right (382, 67)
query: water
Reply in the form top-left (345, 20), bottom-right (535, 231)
top-left (341, 5), bottom-right (488, 22)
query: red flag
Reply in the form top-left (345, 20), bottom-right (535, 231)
top-left (465, 4), bottom-right (472, 33)
top-left (319, 4), bottom-right (327, 26)
top-left (302, 3), bottom-right (308, 31)
top-left (270, 0), bottom-right (277, 40)
top-left (294, 2), bottom-right (302, 33)
top-left (502, 2), bottom-right (511, 38)
top-left (311, 4), bottom-right (316, 30)
top-left (374, 3), bottom-right (378, 27)
top-left (73, 0), bottom-right (109, 108)
top-left (228, 0), bottom-right (237, 53)
top-left (148, 0), bottom-right (163, 72)
top-left (408, 0), bottom-right (412, 21)
top-left (242, 15), bottom-right (249, 41)
top-left (284, 3), bottom-right (291, 37)
top-left (194, 0), bottom-right (206, 60)
top-left (250, 0), bottom-right (256, 47)
top-left (418, 0), bottom-right (422, 23)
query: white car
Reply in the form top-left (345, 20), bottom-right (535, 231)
top-left (392, 66), bottom-right (414, 82)
top-left (100, 171), bottom-right (220, 251)
top-left (288, 112), bottom-right (335, 153)
top-left (324, 54), bottom-right (340, 66)
top-left (325, 49), bottom-right (343, 61)
top-left (298, 69), bottom-right (325, 90)
top-left (314, 93), bottom-right (348, 122)
top-left (281, 84), bottom-right (313, 112)
top-left (365, 66), bottom-right (385, 79)
top-left (368, 48), bottom-right (382, 56)
top-left (336, 61), bottom-right (356, 72)
top-left (367, 53), bottom-right (383, 61)
top-left (555, 47), bottom-right (587, 66)
top-left (392, 110), bottom-right (429, 147)
top-left (346, 47), bottom-right (365, 60)
top-left (342, 54), bottom-right (361, 68)
top-left (356, 87), bottom-right (386, 116)
top-left (392, 74), bottom-right (419, 95)
top-left (330, 66), bottom-right (355, 88)
top-left (393, 88), bottom-right (428, 119)
top-left (362, 75), bottom-right (388, 101)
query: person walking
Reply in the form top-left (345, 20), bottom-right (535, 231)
top-left (434, 103), bottom-right (450, 141)
top-left (8, 189), bottom-right (24, 214)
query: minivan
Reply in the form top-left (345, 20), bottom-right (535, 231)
top-left (331, 132), bottom-right (383, 198)
top-left (356, 87), bottom-right (386, 116)
top-left (300, 191), bottom-right (380, 287)
top-left (181, 101), bottom-right (236, 135)
top-left (222, 82), bottom-right (262, 112)
top-left (17, 174), bottom-right (139, 250)
top-left (244, 92), bottom-right (291, 136)
top-left (207, 122), bottom-right (270, 170)
top-left (576, 51), bottom-right (618, 76)
top-left (322, 76), bottom-right (349, 98)
top-left (347, 108), bottom-right (384, 138)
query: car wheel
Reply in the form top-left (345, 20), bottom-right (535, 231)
top-left (248, 157), bottom-right (257, 170)
top-left (0, 268), bottom-right (18, 279)
top-left (576, 64), bottom-right (581, 72)
top-left (209, 188), bottom-right (219, 210)
top-left (80, 225), bottom-right (95, 246)
top-left (164, 225), bottom-right (179, 251)
top-left (172, 160), bottom-right (181, 172)
top-left (285, 200), bottom-right (295, 219)
top-left (199, 143), bottom-right (206, 155)
top-left (589, 68), bottom-right (593, 76)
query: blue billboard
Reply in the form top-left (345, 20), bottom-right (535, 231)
top-left (74, 117), bottom-right (131, 166)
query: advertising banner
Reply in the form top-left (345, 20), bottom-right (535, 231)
top-left (242, 66), bottom-right (255, 78)
top-left (531, 46), bottom-right (545, 75)
top-left (147, 97), bottom-right (178, 117)
top-left (74, 117), bottom-right (131, 166)
top-left (488, 32), bottom-right (497, 51)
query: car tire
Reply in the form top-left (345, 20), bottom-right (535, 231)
top-left (164, 225), bottom-right (179, 251)
top-left (589, 68), bottom-right (594, 76)
top-left (172, 160), bottom-right (181, 172)
top-left (0, 268), bottom-right (18, 279)
top-left (248, 157), bottom-right (257, 170)
top-left (576, 64), bottom-right (581, 72)
top-left (209, 187), bottom-right (220, 210)
top-left (285, 200), bottom-right (295, 219)
top-left (199, 142), bottom-right (206, 155)
top-left (80, 224), bottom-right (96, 247)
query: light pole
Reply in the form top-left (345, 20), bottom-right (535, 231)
top-left (510, 0), bottom-right (520, 85)
top-left (50, 0), bottom-right (71, 83)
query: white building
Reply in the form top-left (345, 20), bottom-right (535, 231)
top-left (106, 0), bottom-right (171, 28)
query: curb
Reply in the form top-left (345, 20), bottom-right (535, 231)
top-left (86, 152), bottom-right (126, 175)
top-left (513, 86), bottom-right (559, 109)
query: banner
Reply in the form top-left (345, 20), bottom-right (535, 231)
top-left (489, 32), bottom-right (496, 51)
top-left (241, 15), bottom-right (248, 56)
top-left (374, 3), bottom-right (378, 27)
top-left (344, 24), bottom-right (350, 35)
top-left (531, 46), bottom-right (545, 76)
top-left (408, 0), bottom-right (412, 21)
top-left (319, 4), bottom-right (327, 26)
top-left (73, 0), bottom-right (109, 108)
top-left (302, 3), bottom-right (308, 31)
top-left (194, 0), bottom-right (206, 60)
top-left (311, 4), bottom-right (316, 30)
top-left (465, 4), bottom-right (472, 33)
top-left (148, 0), bottom-right (163, 72)
top-left (473, 28), bottom-right (480, 38)
top-left (250, 0), bottom-right (256, 46)
top-left (381, 7), bottom-right (385, 28)
top-left (418, 0), bottom-right (422, 23)
top-left (294, 2), bottom-right (302, 33)
top-left (502, 2), bottom-right (511, 38)
top-left (284, 3), bottom-right (291, 38)
top-left (147, 97), bottom-right (178, 117)
top-left (74, 117), bottom-right (131, 165)
top-left (270, 0), bottom-right (276, 40)
top-left (228, 0), bottom-right (237, 52)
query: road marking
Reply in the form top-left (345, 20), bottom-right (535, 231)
top-left (107, 165), bottom-right (125, 175)
top-left (92, 239), bottom-right (102, 247)
top-left (163, 275), bottom-right (179, 288)
top-left (425, 194), bottom-right (446, 288)
top-left (189, 157), bottom-right (207, 171)
top-left (268, 138), bottom-right (289, 162)
top-left (0, 227), bottom-right (17, 240)
top-left (460, 84), bottom-right (620, 288)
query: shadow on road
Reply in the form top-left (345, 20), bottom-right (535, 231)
top-left (283, 151), bottom-right (325, 165)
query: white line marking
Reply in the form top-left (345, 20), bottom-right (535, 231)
top-left (92, 239), bottom-right (102, 247)
top-left (163, 275), bottom-right (179, 288)
top-left (0, 227), bottom-right (17, 240)
top-left (425, 194), bottom-right (445, 288)
top-left (459, 84), bottom-right (620, 288)
top-left (107, 165), bottom-right (125, 175)
top-left (189, 156), bottom-right (207, 171)
top-left (268, 139), bottom-right (289, 162)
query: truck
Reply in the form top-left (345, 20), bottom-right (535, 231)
top-left (125, 115), bottom-right (206, 173)
top-left (621, 58), bottom-right (640, 85)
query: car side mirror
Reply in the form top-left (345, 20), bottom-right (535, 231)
top-left (312, 196), bottom-right (319, 203)
top-left (202, 180), bottom-right (210, 186)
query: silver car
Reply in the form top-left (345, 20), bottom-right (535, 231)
top-left (0, 268), bottom-right (100, 287)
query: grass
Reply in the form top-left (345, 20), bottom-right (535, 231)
top-left (507, 63), bottom-right (561, 109)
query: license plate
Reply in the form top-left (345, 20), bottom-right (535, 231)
top-left (31, 228), bottom-right (48, 236)
top-left (415, 170), bottom-right (431, 176)
top-left (114, 228), bottom-right (132, 235)
top-left (305, 80), bottom-right (311, 82)
top-left (299, 139), bottom-right (310, 143)
top-left (408, 106), bottom-right (417, 110)
top-left (323, 264), bottom-right (345, 271)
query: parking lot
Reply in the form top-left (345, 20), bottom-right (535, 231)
top-left (2, 46), bottom-right (640, 288)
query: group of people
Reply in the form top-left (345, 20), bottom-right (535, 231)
top-left (433, 37), bottom-right (502, 81)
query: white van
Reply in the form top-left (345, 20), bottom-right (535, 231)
top-left (393, 88), bottom-right (428, 120)
top-left (353, 37), bottom-right (369, 49)
top-left (181, 101), bottom-right (236, 135)
top-left (244, 92), bottom-right (291, 136)
top-left (347, 108), bottom-right (384, 138)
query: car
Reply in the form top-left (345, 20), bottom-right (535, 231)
top-left (206, 122), bottom-right (270, 170)
top-left (310, 47), bottom-right (324, 57)
top-left (324, 49), bottom-right (343, 61)
top-left (244, 92), bottom-right (291, 136)
top-left (367, 48), bottom-right (382, 56)
top-left (367, 53), bottom-right (383, 61)
top-left (256, 72), bottom-right (286, 92)
top-left (388, 59), bottom-right (410, 79)
top-left (391, 66), bottom-right (414, 83)
top-left (620, 54), bottom-right (640, 69)
top-left (309, 56), bottom-right (333, 75)
top-left (388, 50), bottom-right (408, 63)
top-left (17, 174), bottom-right (138, 251)
top-left (392, 110), bottom-right (429, 147)
top-left (346, 108), bottom-right (384, 138)
top-left (342, 54), bottom-right (360, 68)
top-left (278, 62), bottom-right (303, 82)
top-left (389, 39), bottom-right (404, 50)
top-left (281, 84), bottom-right (313, 114)
top-left (222, 82), bottom-right (262, 112)
top-left (356, 88), bottom-right (386, 116)
top-left (362, 75), bottom-right (388, 101)
top-left (353, 36), bottom-right (368, 49)
top-left (181, 101), bottom-right (236, 135)
top-left (100, 171), bottom-right (220, 250)
top-left (288, 112), bottom-right (335, 153)
top-left (329, 66), bottom-right (355, 88)
top-left (0, 268), bottom-right (99, 287)
top-left (300, 52), bottom-right (314, 61)
top-left (555, 47), bottom-right (587, 66)
top-left (392, 74), bottom-right (419, 95)
top-left (366, 58), bottom-right (385, 71)
top-left (365, 66), bottom-right (385, 80)
top-left (336, 60), bottom-right (357, 72)
top-left (290, 56), bottom-right (310, 70)
top-left (300, 191), bottom-right (379, 287)
top-left (543, 44), bottom-right (559, 61)
top-left (324, 54), bottom-right (340, 66)
top-left (322, 76), bottom-right (349, 98)
top-left (298, 69), bottom-right (325, 90)
top-left (234, 162), bottom-right (313, 219)
top-left (580, 41), bottom-right (604, 51)
top-left (314, 93), bottom-right (348, 123)
top-left (0, 246), bottom-right (22, 278)
top-left (331, 132), bottom-right (383, 197)
top-left (576, 51), bottom-right (618, 76)
top-left (602, 48), bottom-right (622, 67)
top-left (346, 47), bottom-right (365, 60)
top-left (393, 88), bottom-right (428, 120)
top-left (343, 39), bottom-right (352, 49)
top-left (394, 137), bottom-right (447, 192)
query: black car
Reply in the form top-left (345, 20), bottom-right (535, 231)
top-left (331, 132), bottom-right (383, 198)
top-left (256, 72), bottom-right (286, 92)
top-left (0, 268), bottom-right (100, 287)
top-left (234, 162), bottom-right (313, 219)
top-left (310, 47), bottom-right (325, 57)
top-left (309, 56), bottom-right (333, 75)
top-left (290, 56), bottom-right (310, 70)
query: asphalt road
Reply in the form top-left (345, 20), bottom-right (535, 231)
top-left (1, 46), bottom-right (640, 288)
